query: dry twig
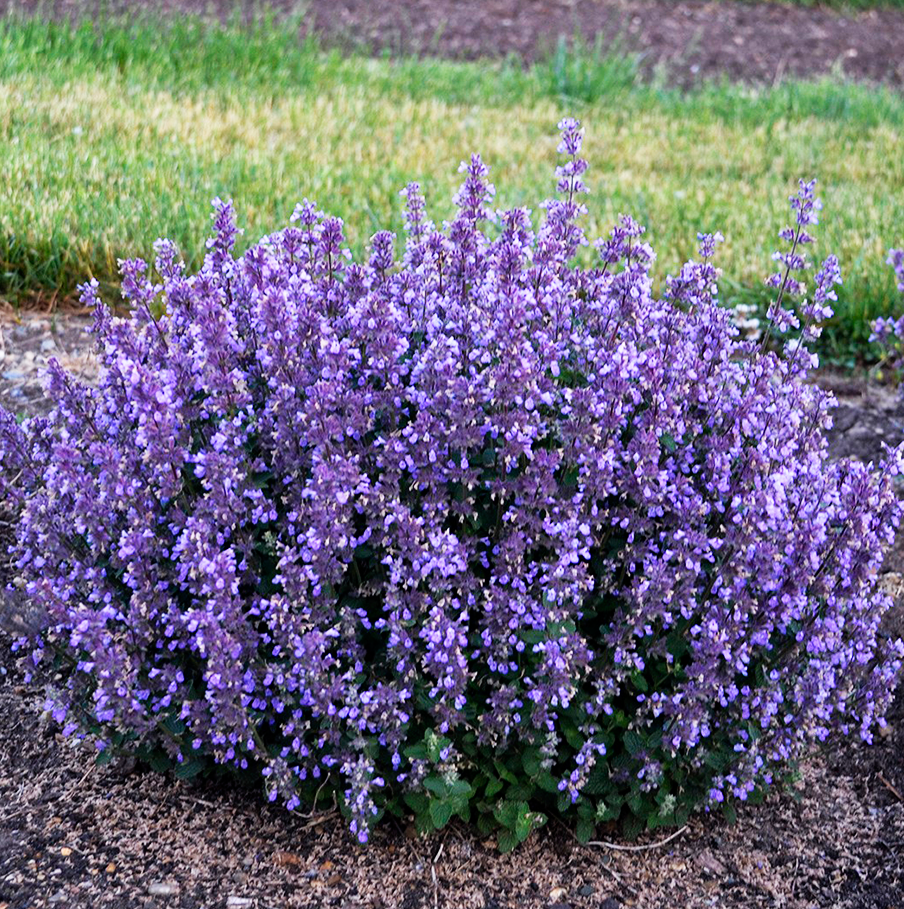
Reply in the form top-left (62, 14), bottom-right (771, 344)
top-left (587, 824), bottom-right (689, 853)
top-left (878, 772), bottom-right (904, 803)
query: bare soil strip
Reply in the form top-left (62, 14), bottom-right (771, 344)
top-left (3, 0), bottom-right (904, 88)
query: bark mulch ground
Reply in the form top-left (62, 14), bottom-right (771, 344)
top-left (2, 312), bottom-right (904, 909)
top-left (3, 0), bottom-right (904, 89)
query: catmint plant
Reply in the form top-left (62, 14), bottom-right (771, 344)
top-left (1, 120), bottom-right (901, 849)
top-left (872, 248), bottom-right (904, 379)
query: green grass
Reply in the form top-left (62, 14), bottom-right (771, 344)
top-left (1, 15), bottom-right (902, 359)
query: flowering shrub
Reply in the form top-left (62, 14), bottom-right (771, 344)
top-left (872, 249), bottom-right (904, 378)
top-left (2, 121), bottom-right (902, 848)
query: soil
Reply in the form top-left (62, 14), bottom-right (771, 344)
top-left (2, 310), bottom-right (904, 909)
top-left (3, 0), bottom-right (904, 89)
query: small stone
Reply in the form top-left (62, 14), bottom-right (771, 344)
top-left (105, 863), bottom-right (117, 874)
top-left (48, 891), bottom-right (67, 904)
top-left (148, 882), bottom-right (179, 896)
top-left (226, 898), bottom-right (253, 909)
top-left (549, 888), bottom-right (568, 901)
top-left (41, 339), bottom-right (56, 352)
top-left (600, 899), bottom-right (621, 909)
top-left (579, 884), bottom-right (594, 897)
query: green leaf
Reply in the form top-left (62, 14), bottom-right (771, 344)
top-left (621, 811), bottom-right (645, 840)
top-left (173, 758), bottom-right (205, 780)
top-left (403, 741), bottom-right (428, 761)
top-left (477, 811), bottom-right (498, 836)
top-left (448, 778), bottom-right (473, 798)
top-left (583, 764), bottom-right (610, 796)
top-left (575, 817), bottom-right (596, 844)
top-left (521, 747), bottom-right (542, 778)
top-left (494, 761), bottom-right (519, 786)
top-left (415, 812), bottom-right (435, 836)
top-left (95, 748), bottom-right (114, 767)
top-left (404, 791), bottom-right (429, 815)
top-left (485, 776), bottom-right (504, 798)
top-left (163, 714), bottom-right (186, 736)
top-left (497, 828), bottom-right (519, 853)
top-left (423, 775), bottom-right (448, 798)
top-left (429, 800), bottom-right (454, 829)
top-left (624, 730), bottom-right (645, 756)
top-left (561, 719), bottom-right (584, 751)
top-left (251, 469), bottom-right (273, 489)
top-left (494, 799), bottom-right (529, 831)
top-left (536, 771), bottom-right (559, 794)
top-left (505, 782), bottom-right (535, 802)
top-left (145, 750), bottom-right (171, 773)
top-left (515, 810), bottom-right (534, 842)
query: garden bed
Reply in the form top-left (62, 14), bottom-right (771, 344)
top-left (1, 309), bottom-right (904, 909)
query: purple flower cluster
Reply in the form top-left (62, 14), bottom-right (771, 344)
top-left (873, 249), bottom-right (904, 377)
top-left (2, 120), bottom-right (902, 843)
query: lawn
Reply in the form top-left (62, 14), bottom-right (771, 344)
top-left (0, 15), bottom-right (903, 359)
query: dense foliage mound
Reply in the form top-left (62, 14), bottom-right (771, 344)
top-left (2, 121), bottom-right (902, 848)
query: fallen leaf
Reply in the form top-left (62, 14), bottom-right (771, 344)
top-left (273, 852), bottom-right (301, 867)
top-left (105, 863), bottom-right (117, 874)
top-left (60, 847), bottom-right (72, 857)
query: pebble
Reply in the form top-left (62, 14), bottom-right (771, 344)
top-left (226, 898), bottom-right (254, 908)
top-left (578, 884), bottom-right (594, 896)
top-left (148, 882), bottom-right (179, 896)
top-left (549, 888), bottom-right (567, 901)
top-left (48, 891), bottom-right (68, 904)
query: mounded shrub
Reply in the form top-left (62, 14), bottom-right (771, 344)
top-left (2, 120), bottom-right (902, 848)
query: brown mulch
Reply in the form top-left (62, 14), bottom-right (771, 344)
top-left (3, 0), bottom-right (904, 88)
top-left (2, 311), bottom-right (904, 909)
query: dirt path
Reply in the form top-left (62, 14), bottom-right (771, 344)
top-left (4, 0), bottom-right (904, 88)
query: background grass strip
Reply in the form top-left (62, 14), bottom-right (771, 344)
top-left (1, 15), bottom-right (902, 359)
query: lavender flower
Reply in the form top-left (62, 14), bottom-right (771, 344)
top-left (2, 120), bottom-right (901, 845)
